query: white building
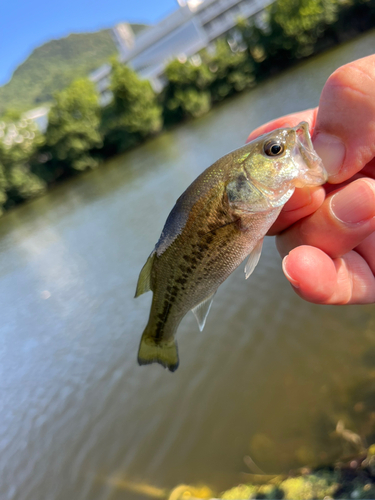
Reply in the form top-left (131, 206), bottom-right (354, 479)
top-left (91, 0), bottom-right (273, 102)
top-left (23, 106), bottom-right (50, 132)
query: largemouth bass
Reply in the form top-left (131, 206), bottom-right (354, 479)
top-left (135, 122), bottom-right (326, 372)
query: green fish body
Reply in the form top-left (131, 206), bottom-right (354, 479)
top-left (135, 123), bottom-right (327, 372)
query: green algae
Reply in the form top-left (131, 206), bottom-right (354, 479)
top-left (218, 446), bottom-right (375, 500)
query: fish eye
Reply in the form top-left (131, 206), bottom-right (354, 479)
top-left (264, 141), bottom-right (284, 157)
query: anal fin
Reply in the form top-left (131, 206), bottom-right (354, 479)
top-left (192, 292), bottom-right (216, 331)
top-left (244, 238), bottom-right (263, 279)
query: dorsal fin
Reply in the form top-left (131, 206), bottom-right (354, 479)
top-left (192, 292), bottom-right (216, 331)
top-left (135, 252), bottom-right (155, 298)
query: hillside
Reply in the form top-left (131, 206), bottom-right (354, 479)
top-left (0, 24), bottom-right (146, 114)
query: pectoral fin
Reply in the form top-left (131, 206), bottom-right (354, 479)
top-left (192, 292), bottom-right (216, 331)
top-left (135, 252), bottom-right (155, 298)
top-left (244, 238), bottom-right (263, 279)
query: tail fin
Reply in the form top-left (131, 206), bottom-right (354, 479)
top-left (137, 329), bottom-right (179, 372)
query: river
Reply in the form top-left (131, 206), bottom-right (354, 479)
top-left (1, 31), bottom-right (375, 500)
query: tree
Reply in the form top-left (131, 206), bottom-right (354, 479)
top-left (237, 0), bottom-right (339, 77)
top-left (0, 118), bottom-right (46, 213)
top-left (162, 56), bottom-right (214, 124)
top-left (101, 61), bottom-right (163, 155)
top-left (207, 39), bottom-right (255, 102)
top-left (271, 0), bottom-right (338, 56)
top-left (43, 78), bottom-right (102, 180)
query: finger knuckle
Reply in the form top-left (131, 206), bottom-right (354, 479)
top-left (324, 60), bottom-right (375, 103)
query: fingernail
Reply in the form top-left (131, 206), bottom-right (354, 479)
top-left (331, 180), bottom-right (375, 224)
top-left (313, 133), bottom-right (345, 177)
top-left (282, 256), bottom-right (300, 288)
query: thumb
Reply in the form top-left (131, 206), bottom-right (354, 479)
top-left (313, 55), bottom-right (375, 183)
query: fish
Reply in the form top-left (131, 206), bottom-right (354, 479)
top-left (135, 122), bottom-right (327, 372)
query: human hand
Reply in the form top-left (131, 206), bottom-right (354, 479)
top-left (247, 55), bottom-right (375, 305)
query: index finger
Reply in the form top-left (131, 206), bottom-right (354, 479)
top-left (246, 108), bottom-right (318, 143)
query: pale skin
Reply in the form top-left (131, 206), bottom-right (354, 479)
top-left (247, 54), bottom-right (375, 305)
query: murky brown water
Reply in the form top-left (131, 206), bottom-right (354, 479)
top-left (1, 32), bottom-right (375, 500)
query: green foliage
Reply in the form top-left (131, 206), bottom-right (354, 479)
top-left (0, 164), bottom-right (7, 209)
top-left (1, 109), bottom-right (22, 122)
top-left (101, 61), bottom-right (163, 154)
top-left (220, 483), bottom-right (258, 499)
top-left (0, 25), bottom-right (146, 114)
top-left (219, 475), bottom-right (339, 500)
top-left (208, 39), bottom-right (255, 102)
top-left (162, 40), bottom-right (255, 123)
top-left (274, 0), bottom-right (337, 40)
top-left (172, 87), bottom-right (212, 118)
top-left (43, 78), bottom-right (102, 179)
top-left (163, 56), bottom-right (214, 124)
top-left (281, 474), bottom-right (337, 499)
top-left (271, 0), bottom-right (339, 56)
top-left (322, 0), bottom-right (375, 46)
top-left (238, 0), bottom-right (339, 76)
top-left (0, 118), bottom-right (46, 212)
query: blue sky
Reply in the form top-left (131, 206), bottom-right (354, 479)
top-left (0, 0), bottom-right (178, 86)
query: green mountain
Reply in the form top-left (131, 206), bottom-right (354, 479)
top-left (0, 24), bottom-right (146, 114)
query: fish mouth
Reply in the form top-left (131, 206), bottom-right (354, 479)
top-left (292, 122), bottom-right (327, 186)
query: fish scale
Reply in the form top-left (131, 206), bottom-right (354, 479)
top-left (135, 122), bottom-right (327, 372)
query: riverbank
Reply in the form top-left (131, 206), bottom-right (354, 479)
top-left (165, 445), bottom-right (375, 499)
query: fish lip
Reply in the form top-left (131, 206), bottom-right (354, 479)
top-left (292, 122), bottom-right (328, 185)
top-left (293, 122), bottom-right (312, 148)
